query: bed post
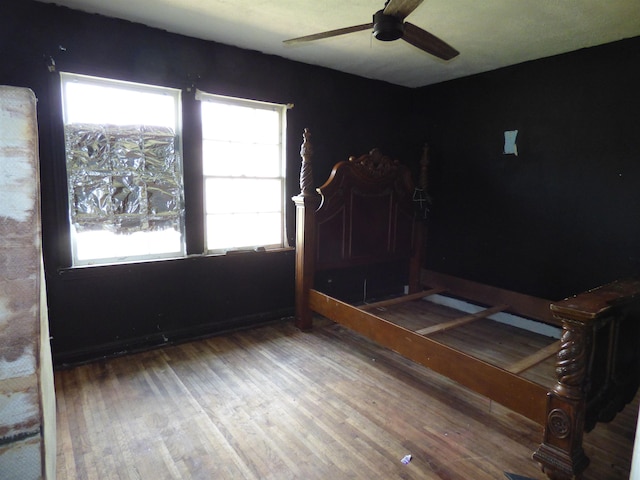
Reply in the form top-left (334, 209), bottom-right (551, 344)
top-left (533, 279), bottom-right (640, 479)
top-left (408, 144), bottom-right (429, 293)
top-left (292, 129), bottom-right (321, 330)
top-left (532, 318), bottom-right (591, 479)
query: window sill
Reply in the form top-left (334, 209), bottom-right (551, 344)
top-left (56, 247), bottom-right (295, 277)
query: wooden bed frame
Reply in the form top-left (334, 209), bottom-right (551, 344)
top-left (292, 129), bottom-right (640, 480)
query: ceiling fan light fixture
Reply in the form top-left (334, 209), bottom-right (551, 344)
top-left (372, 10), bottom-right (404, 41)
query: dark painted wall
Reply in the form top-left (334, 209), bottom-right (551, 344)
top-left (1, 0), bottom-right (417, 364)
top-left (415, 37), bottom-right (640, 299)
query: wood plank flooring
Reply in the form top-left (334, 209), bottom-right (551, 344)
top-left (55, 318), bottom-right (638, 480)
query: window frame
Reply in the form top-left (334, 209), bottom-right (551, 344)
top-left (60, 72), bottom-right (185, 267)
top-left (196, 90), bottom-right (288, 254)
top-left (58, 73), bottom-right (290, 268)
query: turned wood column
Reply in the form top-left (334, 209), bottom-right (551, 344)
top-left (292, 129), bottom-right (320, 330)
top-left (408, 143), bottom-right (429, 293)
top-left (533, 316), bottom-right (591, 479)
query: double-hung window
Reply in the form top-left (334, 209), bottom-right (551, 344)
top-left (198, 91), bottom-right (287, 252)
top-left (60, 73), bottom-right (287, 266)
top-left (61, 72), bottom-right (184, 266)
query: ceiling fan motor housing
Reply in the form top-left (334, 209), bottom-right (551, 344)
top-left (373, 10), bottom-right (404, 41)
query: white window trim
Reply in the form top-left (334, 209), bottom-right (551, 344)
top-left (197, 90), bottom-right (288, 254)
top-left (60, 72), bottom-right (185, 266)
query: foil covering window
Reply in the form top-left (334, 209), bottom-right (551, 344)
top-left (60, 72), bottom-right (184, 266)
top-left (65, 123), bottom-right (184, 260)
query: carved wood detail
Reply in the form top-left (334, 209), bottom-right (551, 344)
top-left (553, 320), bottom-right (590, 400)
top-left (348, 148), bottom-right (399, 177)
top-left (298, 128), bottom-right (316, 196)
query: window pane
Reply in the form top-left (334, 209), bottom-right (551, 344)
top-left (75, 229), bottom-right (182, 262)
top-left (201, 102), bottom-right (279, 144)
top-left (202, 140), bottom-right (280, 177)
top-left (206, 212), bottom-right (281, 251)
top-left (205, 178), bottom-right (281, 214)
top-left (63, 81), bottom-right (176, 128)
top-left (61, 72), bottom-right (184, 266)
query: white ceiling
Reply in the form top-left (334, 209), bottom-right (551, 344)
top-left (37, 0), bottom-right (640, 88)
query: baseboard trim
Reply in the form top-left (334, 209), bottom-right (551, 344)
top-left (53, 308), bottom-right (294, 368)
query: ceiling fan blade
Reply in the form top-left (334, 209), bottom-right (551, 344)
top-left (383, 0), bottom-right (425, 20)
top-left (402, 22), bottom-right (459, 60)
top-left (284, 23), bottom-right (372, 45)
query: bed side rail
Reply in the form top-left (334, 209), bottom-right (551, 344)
top-left (421, 269), bottom-right (556, 325)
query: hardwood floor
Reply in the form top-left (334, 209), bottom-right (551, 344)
top-left (55, 318), bottom-right (638, 480)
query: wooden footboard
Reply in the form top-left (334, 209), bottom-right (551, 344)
top-left (533, 278), bottom-right (640, 480)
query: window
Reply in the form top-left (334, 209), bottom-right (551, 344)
top-left (197, 91), bottom-right (287, 252)
top-left (60, 74), bottom-right (287, 266)
top-left (60, 73), bottom-right (184, 266)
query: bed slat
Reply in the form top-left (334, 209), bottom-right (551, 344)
top-left (506, 340), bottom-right (562, 374)
top-left (415, 304), bottom-right (509, 336)
top-left (358, 288), bottom-right (446, 311)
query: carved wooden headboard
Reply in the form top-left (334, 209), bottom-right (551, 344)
top-left (292, 129), bottom-right (428, 328)
top-left (314, 148), bottom-right (417, 271)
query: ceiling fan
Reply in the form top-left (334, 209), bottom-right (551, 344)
top-left (283, 0), bottom-right (459, 61)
